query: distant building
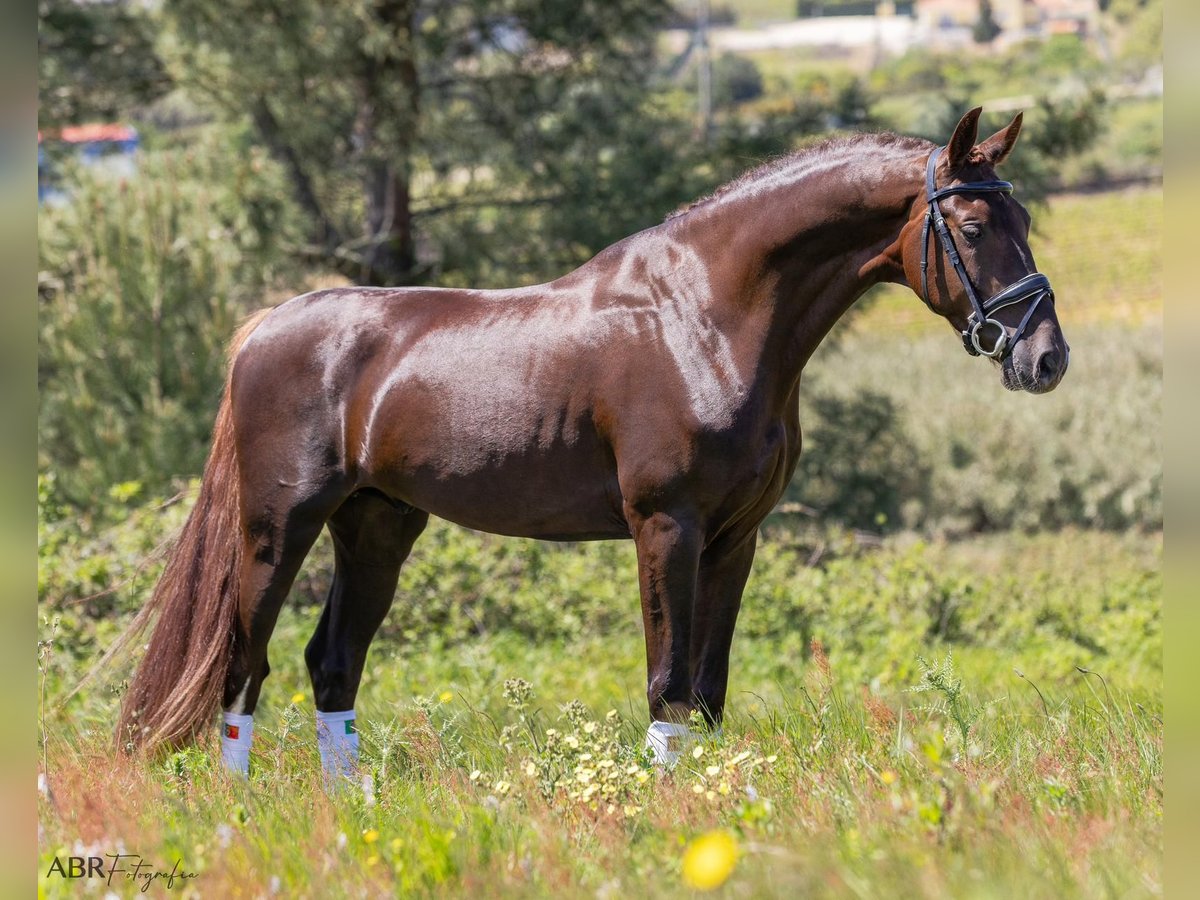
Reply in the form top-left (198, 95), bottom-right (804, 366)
top-left (39, 123), bottom-right (139, 156)
top-left (1035, 0), bottom-right (1097, 37)
top-left (916, 0), bottom-right (1024, 31)
top-left (914, 0), bottom-right (1096, 40)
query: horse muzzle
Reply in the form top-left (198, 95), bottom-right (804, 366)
top-left (1001, 335), bottom-right (1070, 394)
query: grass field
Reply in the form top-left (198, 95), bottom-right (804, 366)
top-left (723, 0), bottom-right (799, 29)
top-left (37, 186), bottom-right (1161, 897)
top-left (38, 531), bottom-right (1162, 897)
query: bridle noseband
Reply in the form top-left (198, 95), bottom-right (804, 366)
top-left (919, 146), bottom-right (1054, 359)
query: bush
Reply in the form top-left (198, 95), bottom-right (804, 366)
top-left (788, 323), bottom-right (1161, 534)
top-left (712, 53), bottom-right (764, 107)
top-left (792, 391), bottom-right (929, 531)
top-left (39, 473), bottom-right (1160, 693)
top-left (38, 129), bottom-right (300, 506)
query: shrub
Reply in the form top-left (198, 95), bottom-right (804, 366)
top-left (38, 129), bottom-right (300, 505)
top-left (712, 53), bottom-right (764, 107)
top-left (39, 472), bottom-right (1160, 692)
top-left (792, 390), bottom-right (929, 531)
top-left (789, 322), bottom-right (1161, 534)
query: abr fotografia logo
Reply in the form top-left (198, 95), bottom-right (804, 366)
top-left (44, 854), bottom-right (198, 891)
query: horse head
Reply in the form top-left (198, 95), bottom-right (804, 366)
top-left (903, 107), bottom-right (1069, 393)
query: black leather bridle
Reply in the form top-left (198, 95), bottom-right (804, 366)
top-left (920, 146), bottom-right (1054, 359)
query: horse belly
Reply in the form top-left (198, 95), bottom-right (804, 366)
top-left (360, 382), bottom-right (626, 541)
top-left (394, 455), bottom-right (626, 541)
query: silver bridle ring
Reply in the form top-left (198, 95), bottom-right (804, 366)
top-left (970, 318), bottom-right (1008, 358)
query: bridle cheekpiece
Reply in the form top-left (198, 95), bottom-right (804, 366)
top-left (919, 146), bottom-right (1054, 359)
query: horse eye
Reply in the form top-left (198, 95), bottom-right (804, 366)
top-left (961, 224), bottom-right (983, 241)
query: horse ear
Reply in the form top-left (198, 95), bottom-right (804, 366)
top-left (945, 107), bottom-right (982, 171)
top-left (978, 111), bottom-right (1024, 168)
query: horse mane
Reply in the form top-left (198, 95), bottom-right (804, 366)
top-left (665, 130), bottom-right (934, 222)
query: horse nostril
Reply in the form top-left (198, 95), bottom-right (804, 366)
top-left (1036, 350), bottom-right (1061, 385)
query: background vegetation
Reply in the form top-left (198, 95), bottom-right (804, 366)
top-left (38, 0), bottom-right (1160, 895)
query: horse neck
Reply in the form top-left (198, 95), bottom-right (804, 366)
top-left (678, 147), bottom-right (926, 407)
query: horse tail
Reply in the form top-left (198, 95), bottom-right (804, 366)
top-left (112, 308), bottom-right (271, 753)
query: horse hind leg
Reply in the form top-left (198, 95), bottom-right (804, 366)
top-left (219, 485), bottom-right (345, 775)
top-left (304, 490), bottom-right (429, 781)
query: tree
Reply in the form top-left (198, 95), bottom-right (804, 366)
top-left (161, 0), bottom-right (681, 287)
top-left (38, 136), bottom-right (299, 504)
top-left (38, 0), bottom-right (171, 130)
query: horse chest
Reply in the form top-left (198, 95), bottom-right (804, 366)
top-left (717, 417), bottom-right (796, 506)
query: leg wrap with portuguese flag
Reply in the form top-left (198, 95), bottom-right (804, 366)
top-left (222, 713), bottom-right (253, 775)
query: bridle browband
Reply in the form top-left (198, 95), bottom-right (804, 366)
top-left (919, 146), bottom-right (1054, 359)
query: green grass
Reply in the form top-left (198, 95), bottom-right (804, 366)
top-left (725, 0), bottom-right (800, 29)
top-left (740, 47), bottom-right (865, 88)
top-left (38, 529), bottom-right (1161, 897)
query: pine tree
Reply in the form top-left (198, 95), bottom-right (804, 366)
top-left (162, 0), bottom-right (677, 286)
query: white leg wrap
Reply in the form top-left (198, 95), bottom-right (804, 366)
top-left (221, 712), bottom-right (253, 776)
top-left (316, 709), bottom-right (359, 780)
top-left (646, 720), bottom-right (696, 766)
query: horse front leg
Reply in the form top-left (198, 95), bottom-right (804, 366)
top-left (690, 531), bottom-right (758, 729)
top-left (628, 508), bottom-right (703, 764)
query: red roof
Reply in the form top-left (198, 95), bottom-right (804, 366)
top-left (38, 124), bottom-right (137, 144)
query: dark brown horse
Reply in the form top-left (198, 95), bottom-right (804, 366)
top-left (115, 108), bottom-right (1067, 769)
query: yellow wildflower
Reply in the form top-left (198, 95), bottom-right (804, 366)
top-left (681, 830), bottom-right (739, 891)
